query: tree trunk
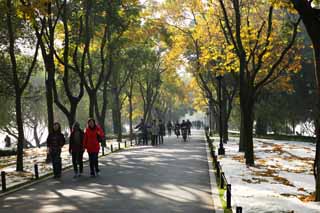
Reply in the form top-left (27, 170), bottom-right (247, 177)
top-left (45, 75), bottom-right (54, 133)
top-left (112, 92), bottom-right (122, 141)
top-left (33, 123), bottom-right (41, 148)
top-left (15, 93), bottom-right (24, 171)
top-left (208, 99), bottom-right (214, 136)
top-left (240, 84), bottom-right (255, 165)
top-left (241, 101), bottom-right (255, 166)
top-left (292, 120), bottom-right (296, 135)
top-left (222, 86), bottom-right (228, 142)
top-left (313, 42), bottom-right (320, 201)
top-left (129, 93), bottom-right (133, 141)
top-left (88, 91), bottom-right (95, 118)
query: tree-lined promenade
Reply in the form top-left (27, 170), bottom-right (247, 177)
top-left (1, 0), bottom-right (320, 207)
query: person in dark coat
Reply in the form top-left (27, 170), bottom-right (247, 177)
top-left (166, 121), bottom-right (173, 136)
top-left (174, 121), bottom-right (180, 138)
top-left (186, 119), bottom-right (192, 136)
top-left (4, 135), bottom-right (11, 147)
top-left (158, 119), bottom-right (166, 144)
top-left (47, 122), bottom-right (65, 178)
top-left (69, 122), bottom-right (84, 178)
top-left (150, 120), bottom-right (159, 146)
top-left (135, 119), bottom-right (149, 145)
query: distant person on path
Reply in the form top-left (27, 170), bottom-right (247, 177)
top-left (180, 120), bottom-right (189, 142)
top-left (4, 135), bottom-right (11, 147)
top-left (167, 121), bottom-right (173, 136)
top-left (84, 118), bottom-right (104, 177)
top-left (158, 119), bottom-right (166, 144)
top-left (186, 119), bottom-right (192, 136)
top-left (135, 119), bottom-right (149, 145)
top-left (151, 120), bottom-right (159, 146)
top-left (174, 121), bottom-right (180, 138)
top-left (46, 122), bottom-right (65, 178)
top-left (69, 122), bottom-right (84, 178)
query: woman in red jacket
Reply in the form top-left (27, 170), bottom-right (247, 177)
top-left (83, 118), bottom-right (104, 177)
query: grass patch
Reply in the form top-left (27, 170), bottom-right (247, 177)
top-left (218, 187), bottom-right (232, 213)
top-left (207, 137), bottom-right (233, 212)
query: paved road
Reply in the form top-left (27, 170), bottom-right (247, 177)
top-left (0, 130), bottom-right (214, 213)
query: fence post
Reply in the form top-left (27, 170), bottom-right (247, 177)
top-left (1, 171), bottom-right (6, 192)
top-left (236, 207), bottom-right (242, 213)
top-left (118, 142), bottom-right (121, 150)
top-left (227, 184), bottom-right (231, 208)
top-left (34, 164), bottom-right (39, 179)
top-left (216, 161), bottom-right (220, 177)
top-left (220, 172), bottom-right (225, 189)
top-left (111, 145), bottom-right (113, 152)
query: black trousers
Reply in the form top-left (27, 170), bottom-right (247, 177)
top-left (158, 135), bottom-right (164, 144)
top-left (50, 150), bottom-right (62, 177)
top-left (72, 151), bottom-right (84, 174)
top-left (151, 135), bottom-right (158, 146)
top-left (88, 152), bottom-right (99, 175)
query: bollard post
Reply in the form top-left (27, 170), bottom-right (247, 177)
top-left (111, 145), bottom-right (113, 152)
top-left (236, 207), bottom-right (242, 213)
top-left (1, 171), bottom-right (6, 192)
top-left (118, 142), bottom-right (121, 150)
top-left (34, 164), bottom-right (39, 179)
top-left (220, 172), bottom-right (225, 189)
top-left (216, 161), bottom-right (220, 177)
top-left (227, 184), bottom-right (231, 208)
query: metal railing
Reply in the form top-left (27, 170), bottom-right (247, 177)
top-left (206, 133), bottom-right (243, 212)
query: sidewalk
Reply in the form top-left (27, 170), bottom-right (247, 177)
top-left (0, 130), bottom-right (215, 213)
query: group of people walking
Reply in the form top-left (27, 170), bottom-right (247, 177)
top-left (135, 119), bottom-right (166, 146)
top-left (135, 119), bottom-right (193, 144)
top-left (46, 118), bottom-right (104, 179)
top-left (166, 120), bottom-right (192, 138)
top-left (46, 117), bottom-right (193, 179)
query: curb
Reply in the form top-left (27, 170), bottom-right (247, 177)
top-left (204, 135), bottom-right (224, 213)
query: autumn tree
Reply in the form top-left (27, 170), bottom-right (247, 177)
top-left (282, 0), bottom-right (320, 201)
top-left (2, 0), bottom-right (40, 171)
top-left (217, 0), bottom-right (301, 165)
top-left (158, 0), bottom-right (238, 141)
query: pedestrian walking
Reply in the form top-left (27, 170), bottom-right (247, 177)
top-left (167, 121), bottom-right (173, 136)
top-left (46, 122), bottom-right (65, 179)
top-left (135, 118), bottom-right (149, 145)
top-left (83, 118), bottom-right (104, 177)
top-left (151, 120), bottom-right (159, 146)
top-left (186, 119), bottom-right (192, 136)
top-left (158, 119), bottom-right (165, 144)
top-left (174, 121), bottom-right (180, 138)
top-left (69, 122), bottom-right (84, 178)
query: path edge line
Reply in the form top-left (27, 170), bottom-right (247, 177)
top-left (204, 135), bottom-right (224, 213)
